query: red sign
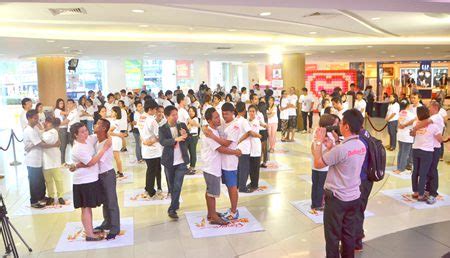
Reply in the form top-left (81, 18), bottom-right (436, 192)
top-left (305, 70), bottom-right (356, 98)
top-left (305, 64), bottom-right (318, 71)
top-left (265, 64), bottom-right (282, 81)
top-left (176, 60), bottom-right (193, 79)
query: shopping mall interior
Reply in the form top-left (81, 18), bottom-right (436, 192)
top-left (0, 1), bottom-right (450, 257)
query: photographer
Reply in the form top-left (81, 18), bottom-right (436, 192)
top-left (311, 109), bottom-right (366, 258)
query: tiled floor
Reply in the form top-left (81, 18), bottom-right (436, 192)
top-left (0, 117), bottom-right (449, 258)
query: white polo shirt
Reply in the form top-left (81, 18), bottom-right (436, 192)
top-left (97, 138), bottom-right (114, 174)
top-left (23, 125), bottom-right (42, 168)
top-left (141, 115), bottom-right (162, 159)
top-left (201, 126), bottom-right (222, 177)
top-left (219, 119), bottom-right (240, 171)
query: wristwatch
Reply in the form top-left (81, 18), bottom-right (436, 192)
top-left (315, 141), bottom-right (322, 146)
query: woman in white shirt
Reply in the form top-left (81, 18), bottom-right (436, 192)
top-left (117, 100), bottom-right (129, 152)
top-left (267, 96), bottom-right (278, 153)
top-left (394, 104), bottom-right (416, 174)
top-left (201, 95), bottom-right (213, 127)
top-left (54, 98), bottom-right (69, 164)
top-left (70, 122), bottom-right (111, 241)
top-left (109, 106), bottom-right (125, 178)
top-left (279, 90), bottom-right (290, 141)
top-left (78, 96), bottom-right (90, 130)
top-left (385, 94), bottom-right (400, 151)
top-left (85, 99), bottom-right (95, 134)
top-left (42, 117), bottom-right (65, 205)
top-left (247, 105), bottom-right (262, 192)
top-left (35, 103), bottom-right (46, 130)
top-left (186, 106), bottom-right (200, 174)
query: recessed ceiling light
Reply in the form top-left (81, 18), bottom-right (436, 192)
top-left (138, 24), bottom-right (149, 28)
top-left (424, 46), bottom-right (431, 49)
top-left (309, 31), bottom-right (317, 35)
top-left (259, 12), bottom-right (271, 16)
top-left (62, 46), bottom-right (70, 49)
top-left (371, 17), bottom-right (381, 21)
top-left (204, 53), bottom-right (209, 56)
top-left (228, 29), bottom-right (237, 32)
top-left (147, 44), bottom-right (157, 48)
top-left (367, 45), bottom-right (373, 48)
top-left (381, 51), bottom-right (387, 54)
top-left (390, 55), bottom-right (395, 58)
top-left (188, 27), bottom-right (194, 31)
top-left (330, 51), bottom-right (335, 53)
top-left (131, 9), bottom-right (145, 13)
top-left (46, 40), bottom-right (56, 43)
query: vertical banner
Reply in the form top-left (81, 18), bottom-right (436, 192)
top-left (125, 60), bottom-right (143, 89)
top-left (176, 60), bottom-right (193, 80)
top-left (417, 61), bottom-right (432, 87)
top-left (349, 62), bottom-right (365, 90)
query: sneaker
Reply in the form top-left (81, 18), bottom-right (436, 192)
top-left (406, 165), bottom-right (413, 171)
top-left (260, 163), bottom-right (267, 168)
top-left (58, 198), bottom-right (66, 205)
top-left (120, 147), bottom-right (128, 152)
top-left (31, 203), bottom-right (46, 209)
top-left (222, 209), bottom-right (239, 221)
top-left (46, 198), bottom-right (54, 206)
top-left (426, 196), bottom-right (437, 205)
top-left (117, 172), bottom-right (125, 178)
top-left (168, 211), bottom-right (179, 220)
top-left (106, 233), bottom-right (117, 240)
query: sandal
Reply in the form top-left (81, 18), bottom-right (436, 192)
top-left (209, 218), bottom-right (229, 225)
top-left (86, 235), bottom-right (104, 241)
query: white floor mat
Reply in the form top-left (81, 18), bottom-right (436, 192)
top-left (260, 161), bottom-right (294, 173)
top-left (13, 198), bottom-right (75, 216)
top-left (185, 207), bottom-right (264, 239)
top-left (385, 166), bottom-right (411, 180)
top-left (123, 189), bottom-right (182, 207)
top-left (117, 172), bottom-right (134, 184)
top-left (290, 200), bottom-right (374, 224)
top-left (298, 175), bottom-right (312, 184)
top-left (54, 217), bottom-right (134, 252)
top-left (381, 188), bottom-right (450, 209)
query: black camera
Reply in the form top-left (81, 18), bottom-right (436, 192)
top-left (325, 125), bottom-right (339, 133)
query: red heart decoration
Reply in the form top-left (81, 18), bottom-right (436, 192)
top-left (306, 70), bottom-right (356, 98)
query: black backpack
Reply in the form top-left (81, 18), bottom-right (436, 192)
top-left (359, 130), bottom-right (386, 182)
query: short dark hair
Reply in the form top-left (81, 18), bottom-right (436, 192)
top-left (319, 114), bottom-right (335, 127)
top-left (213, 94), bottom-right (221, 101)
top-left (241, 87), bottom-right (247, 92)
top-left (165, 90), bottom-right (173, 97)
top-left (221, 102), bottom-right (235, 113)
top-left (205, 107), bottom-right (216, 121)
top-left (416, 106), bottom-right (430, 121)
top-left (107, 93), bottom-right (115, 99)
top-left (177, 93), bottom-right (185, 104)
top-left (342, 109), bottom-right (364, 134)
top-left (331, 96), bottom-right (342, 104)
top-left (112, 106), bottom-right (122, 119)
top-left (235, 101), bottom-right (246, 113)
top-left (120, 89), bottom-right (126, 94)
top-left (67, 98), bottom-right (75, 104)
top-left (98, 118), bottom-right (110, 132)
top-left (302, 87), bottom-right (308, 92)
top-left (70, 122), bottom-right (86, 139)
top-left (248, 104), bottom-right (258, 112)
top-left (164, 105), bottom-right (178, 117)
top-left (250, 93), bottom-right (258, 101)
top-left (26, 109), bottom-right (38, 120)
top-left (118, 100), bottom-right (125, 106)
top-left (135, 101), bottom-right (142, 107)
top-left (144, 99), bottom-right (158, 112)
top-left (141, 90), bottom-right (147, 95)
top-left (356, 91), bottom-right (364, 96)
top-left (52, 117), bottom-right (61, 127)
top-left (21, 98), bottom-right (32, 107)
top-left (88, 90), bottom-right (94, 94)
top-left (324, 106), bottom-right (332, 114)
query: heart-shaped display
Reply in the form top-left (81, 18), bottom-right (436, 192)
top-left (306, 70), bottom-right (356, 98)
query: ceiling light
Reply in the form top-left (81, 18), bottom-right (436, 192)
top-left (309, 31), bottom-right (317, 35)
top-left (371, 17), bottom-right (381, 21)
top-left (259, 12), bottom-right (271, 16)
top-left (390, 55), bottom-right (395, 58)
top-left (147, 44), bottom-right (157, 48)
top-left (228, 29), bottom-right (237, 32)
top-left (424, 46), bottom-right (431, 49)
top-left (131, 9), bottom-right (145, 13)
top-left (46, 40), bottom-right (56, 43)
top-left (188, 27), bottom-right (194, 31)
top-left (330, 51), bottom-right (335, 53)
top-left (381, 51), bottom-right (387, 54)
top-left (62, 46), bottom-right (70, 49)
top-left (138, 25), bottom-right (149, 28)
top-left (367, 45), bottom-right (373, 48)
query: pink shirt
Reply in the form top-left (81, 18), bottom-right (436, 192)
top-left (322, 135), bottom-right (366, 202)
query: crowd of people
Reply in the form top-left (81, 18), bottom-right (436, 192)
top-left (19, 81), bottom-right (448, 252)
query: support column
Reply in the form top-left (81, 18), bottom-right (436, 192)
top-left (282, 53), bottom-right (305, 130)
top-left (248, 62), bottom-right (259, 88)
top-left (193, 59), bottom-right (209, 87)
top-left (36, 57), bottom-right (67, 107)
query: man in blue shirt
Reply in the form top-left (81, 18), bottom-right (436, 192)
top-left (355, 129), bottom-right (374, 252)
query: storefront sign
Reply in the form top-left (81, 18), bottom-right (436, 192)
top-left (176, 60), bottom-right (193, 79)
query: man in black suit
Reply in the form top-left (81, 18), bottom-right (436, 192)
top-left (159, 105), bottom-right (190, 219)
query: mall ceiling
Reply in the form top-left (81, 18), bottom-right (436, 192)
top-left (0, 1), bottom-right (449, 62)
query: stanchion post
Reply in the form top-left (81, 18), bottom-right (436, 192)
top-left (9, 129), bottom-right (21, 167)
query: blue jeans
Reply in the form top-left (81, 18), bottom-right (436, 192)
top-left (397, 141), bottom-right (412, 172)
top-left (86, 120), bottom-right (94, 135)
top-left (132, 131), bottom-right (142, 161)
top-left (426, 147), bottom-right (441, 197)
top-left (412, 149), bottom-right (433, 196)
top-left (387, 120), bottom-right (398, 149)
top-left (311, 169), bottom-right (327, 209)
top-left (164, 164), bottom-right (187, 213)
top-left (27, 166), bottom-right (46, 204)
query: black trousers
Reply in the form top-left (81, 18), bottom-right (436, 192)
top-left (355, 179), bottom-right (373, 248)
top-left (249, 157), bottom-right (261, 188)
top-left (324, 190), bottom-right (360, 258)
top-left (301, 111), bottom-right (313, 131)
top-left (186, 135), bottom-right (199, 168)
top-left (144, 158), bottom-right (161, 195)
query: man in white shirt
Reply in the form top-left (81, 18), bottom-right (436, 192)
top-left (288, 87), bottom-right (298, 141)
top-left (142, 100), bottom-right (163, 198)
top-left (202, 107), bottom-right (241, 225)
top-left (203, 103), bottom-right (241, 221)
top-left (105, 93), bottom-right (117, 117)
top-left (240, 87), bottom-right (249, 104)
top-left (119, 89), bottom-right (130, 108)
top-left (354, 92), bottom-right (367, 118)
top-left (23, 109), bottom-right (59, 209)
top-left (94, 118), bottom-right (121, 240)
top-left (20, 97), bottom-right (33, 131)
top-left (299, 87), bottom-right (315, 133)
top-left (66, 99), bottom-right (80, 144)
top-left (177, 94), bottom-right (190, 125)
top-left (88, 90), bottom-right (102, 112)
top-left (331, 96), bottom-right (348, 120)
